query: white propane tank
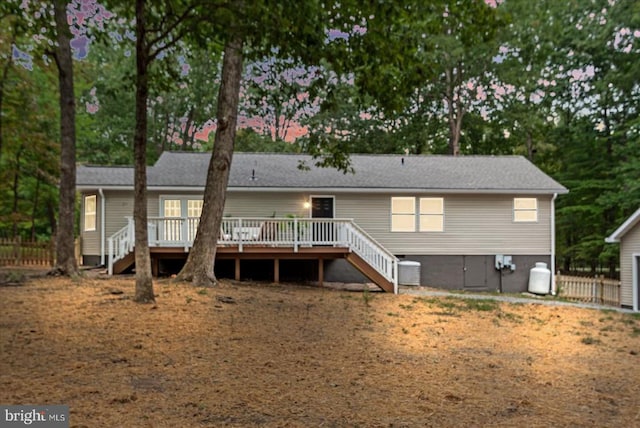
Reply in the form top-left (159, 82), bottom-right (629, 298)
top-left (528, 262), bottom-right (551, 294)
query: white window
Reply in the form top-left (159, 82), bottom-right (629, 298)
top-left (391, 197), bottom-right (416, 232)
top-left (187, 200), bottom-right (203, 218)
top-left (163, 199), bottom-right (182, 241)
top-left (420, 197), bottom-right (444, 232)
top-left (161, 198), bottom-right (203, 241)
top-left (84, 195), bottom-right (96, 231)
top-left (163, 199), bottom-right (182, 218)
top-left (514, 198), bottom-right (538, 222)
top-left (187, 200), bottom-right (203, 240)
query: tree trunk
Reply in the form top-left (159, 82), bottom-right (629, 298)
top-left (133, 0), bottom-right (154, 303)
top-left (444, 66), bottom-right (462, 156)
top-left (176, 35), bottom-right (244, 286)
top-left (526, 131), bottom-right (534, 161)
top-left (51, 0), bottom-right (78, 276)
top-left (31, 173), bottom-right (41, 241)
top-left (11, 146), bottom-right (22, 239)
top-left (0, 29), bottom-right (16, 164)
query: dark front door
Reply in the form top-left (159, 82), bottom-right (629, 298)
top-left (311, 197), bottom-right (334, 243)
top-left (311, 197), bottom-right (334, 218)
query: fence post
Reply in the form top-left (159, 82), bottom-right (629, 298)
top-left (15, 236), bottom-right (22, 266)
top-left (49, 239), bottom-right (55, 266)
top-left (74, 237), bottom-right (81, 266)
top-left (598, 275), bottom-right (604, 305)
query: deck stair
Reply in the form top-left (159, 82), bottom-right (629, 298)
top-left (346, 253), bottom-right (395, 293)
top-left (112, 252), bottom-right (135, 274)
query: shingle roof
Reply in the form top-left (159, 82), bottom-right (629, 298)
top-left (605, 207), bottom-right (640, 242)
top-left (77, 152), bottom-right (568, 194)
top-left (76, 165), bottom-right (133, 187)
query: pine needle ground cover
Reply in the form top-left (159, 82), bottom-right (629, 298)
top-left (1, 272), bottom-right (639, 427)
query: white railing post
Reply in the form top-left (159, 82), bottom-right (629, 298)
top-left (127, 217), bottom-right (134, 252)
top-left (181, 217), bottom-right (188, 248)
top-left (294, 217), bottom-right (299, 252)
top-left (238, 218), bottom-right (243, 252)
top-left (393, 258), bottom-right (398, 294)
top-left (108, 237), bottom-right (114, 276)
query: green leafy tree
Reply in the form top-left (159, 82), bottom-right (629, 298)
top-left (103, 0), bottom-right (221, 302)
top-left (241, 57), bottom-right (321, 143)
top-left (177, 0), bottom-right (343, 285)
top-left (50, 0), bottom-right (79, 275)
top-left (298, 0), bottom-right (508, 167)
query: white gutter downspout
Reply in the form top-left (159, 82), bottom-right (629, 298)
top-left (550, 193), bottom-right (558, 295)
top-left (99, 188), bottom-right (106, 266)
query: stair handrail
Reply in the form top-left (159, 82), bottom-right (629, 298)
top-left (107, 217), bottom-right (134, 275)
top-left (343, 220), bottom-right (398, 293)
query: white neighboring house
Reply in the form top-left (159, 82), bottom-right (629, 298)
top-left (606, 207), bottom-right (640, 311)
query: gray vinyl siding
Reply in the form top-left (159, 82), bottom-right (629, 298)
top-left (224, 192), bottom-right (309, 218)
top-left (150, 192), bottom-right (205, 217)
top-left (620, 224), bottom-right (640, 307)
top-left (106, 191), bottom-right (135, 237)
top-left (82, 190), bottom-right (134, 257)
top-left (87, 189), bottom-right (554, 258)
top-left (335, 193), bottom-right (553, 255)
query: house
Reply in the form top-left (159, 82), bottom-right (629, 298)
top-left (605, 207), bottom-right (640, 311)
top-left (76, 152), bottom-right (568, 293)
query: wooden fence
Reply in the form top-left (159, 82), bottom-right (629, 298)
top-left (556, 273), bottom-right (621, 307)
top-left (0, 238), bottom-right (54, 267)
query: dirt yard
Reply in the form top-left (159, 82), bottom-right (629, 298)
top-left (1, 270), bottom-right (639, 427)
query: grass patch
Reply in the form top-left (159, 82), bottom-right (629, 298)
top-left (417, 296), bottom-right (502, 315)
top-left (496, 311), bottom-right (523, 324)
top-left (460, 298), bottom-right (500, 312)
top-left (581, 336), bottom-right (601, 345)
top-left (362, 288), bottom-right (374, 307)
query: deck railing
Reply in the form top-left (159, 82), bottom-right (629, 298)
top-left (108, 217), bottom-right (398, 290)
top-left (107, 221), bottom-right (134, 275)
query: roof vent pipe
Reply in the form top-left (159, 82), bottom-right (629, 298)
top-left (251, 169), bottom-right (256, 180)
top-left (401, 157), bottom-right (404, 166)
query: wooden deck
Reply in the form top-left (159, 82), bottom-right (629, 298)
top-left (108, 217), bottom-right (397, 292)
top-left (112, 245), bottom-right (394, 292)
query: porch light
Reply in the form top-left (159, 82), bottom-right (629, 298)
top-left (303, 201), bottom-right (311, 209)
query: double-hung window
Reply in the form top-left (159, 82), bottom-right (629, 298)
top-left (513, 198), bottom-right (538, 222)
top-left (419, 198), bottom-right (444, 232)
top-left (392, 197), bottom-right (445, 232)
top-left (84, 195), bottom-right (96, 232)
top-left (391, 197), bottom-right (416, 232)
top-left (187, 200), bottom-right (204, 241)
